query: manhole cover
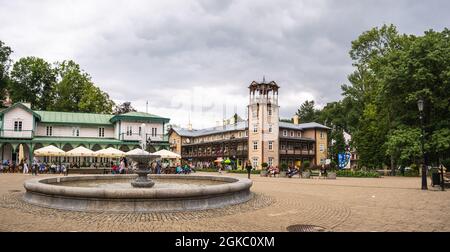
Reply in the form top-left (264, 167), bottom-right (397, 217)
top-left (8, 190), bottom-right (21, 193)
top-left (287, 224), bottom-right (327, 232)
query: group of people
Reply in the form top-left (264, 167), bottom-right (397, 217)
top-left (0, 158), bottom-right (69, 176)
top-left (175, 163), bottom-right (195, 174)
top-left (111, 157), bottom-right (129, 174)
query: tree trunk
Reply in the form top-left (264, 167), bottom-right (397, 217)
top-left (390, 154), bottom-right (395, 176)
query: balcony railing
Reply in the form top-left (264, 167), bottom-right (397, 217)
top-left (279, 149), bottom-right (315, 155)
top-left (0, 129), bottom-right (34, 138)
top-left (119, 133), bottom-right (165, 142)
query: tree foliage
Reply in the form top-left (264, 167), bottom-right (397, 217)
top-left (9, 57), bottom-right (57, 110)
top-left (0, 40), bottom-right (13, 102)
top-left (296, 100), bottom-right (318, 123)
top-left (114, 102), bottom-right (137, 115)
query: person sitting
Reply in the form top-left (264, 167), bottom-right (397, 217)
top-left (176, 165), bottom-right (183, 174)
top-left (288, 166), bottom-right (299, 178)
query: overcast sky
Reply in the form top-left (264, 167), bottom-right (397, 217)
top-left (0, 0), bottom-right (448, 128)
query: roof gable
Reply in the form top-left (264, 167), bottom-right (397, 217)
top-left (0, 103), bottom-right (41, 121)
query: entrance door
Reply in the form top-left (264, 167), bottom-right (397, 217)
top-left (12, 153), bottom-right (17, 163)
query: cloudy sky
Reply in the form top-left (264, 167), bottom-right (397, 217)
top-left (0, 0), bottom-right (449, 128)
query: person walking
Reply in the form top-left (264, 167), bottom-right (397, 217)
top-left (245, 160), bottom-right (253, 179)
top-left (23, 161), bottom-right (29, 174)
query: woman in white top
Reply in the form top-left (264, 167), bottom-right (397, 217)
top-left (23, 161), bottom-right (29, 174)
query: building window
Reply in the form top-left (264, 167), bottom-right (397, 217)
top-left (320, 131), bottom-right (325, 139)
top-left (152, 128), bottom-right (157, 137)
top-left (252, 158), bottom-right (258, 168)
top-left (245, 130), bottom-right (248, 137)
top-left (14, 121), bottom-right (23, 131)
top-left (320, 144), bottom-right (324, 153)
top-left (283, 130), bottom-right (287, 136)
top-left (253, 125), bottom-right (258, 133)
top-left (268, 157), bottom-right (273, 166)
top-left (290, 131), bottom-right (294, 137)
top-left (99, 127), bottom-right (105, 137)
top-left (139, 127), bottom-right (142, 136)
top-left (268, 105), bottom-right (272, 116)
top-left (269, 125), bottom-right (272, 133)
top-left (72, 127), bottom-right (80, 137)
top-left (46, 126), bottom-right (52, 136)
top-left (268, 141), bottom-right (273, 150)
top-left (281, 145), bottom-right (286, 150)
top-left (297, 132), bottom-right (301, 137)
top-left (253, 141), bottom-right (258, 150)
top-left (126, 126), bottom-right (132, 136)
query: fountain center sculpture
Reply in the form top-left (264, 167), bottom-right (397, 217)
top-left (127, 148), bottom-right (159, 188)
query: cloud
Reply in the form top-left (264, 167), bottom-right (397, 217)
top-left (0, 0), bottom-right (448, 128)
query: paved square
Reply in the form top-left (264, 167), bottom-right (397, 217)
top-left (0, 173), bottom-right (449, 231)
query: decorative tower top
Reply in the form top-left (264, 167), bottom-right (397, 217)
top-left (248, 79), bottom-right (279, 105)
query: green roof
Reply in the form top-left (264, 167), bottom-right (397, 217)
top-left (34, 111), bottom-right (113, 125)
top-left (110, 111), bottom-right (170, 123)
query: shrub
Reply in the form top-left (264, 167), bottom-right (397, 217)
top-left (228, 169), bottom-right (261, 175)
top-left (336, 170), bottom-right (380, 178)
top-left (261, 163), bottom-right (269, 169)
top-left (280, 163), bottom-right (288, 171)
top-left (302, 161), bottom-right (311, 169)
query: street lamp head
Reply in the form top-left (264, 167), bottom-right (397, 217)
top-left (417, 99), bottom-right (424, 112)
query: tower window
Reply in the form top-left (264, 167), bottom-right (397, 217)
top-left (253, 141), bottom-right (258, 150)
top-left (283, 130), bottom-right (287, 136)
top-left (268, 104), bottom-right (272, 116)
top-left (253, 125), bottom-right (258, 133)
top-left (268, 141), bottom-right (273, 150)
top-left (269, 125), bottom-right (272, 133)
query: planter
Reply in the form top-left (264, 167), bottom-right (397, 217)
top-left (280, 171), bottom-right (287, 177)
top-left (302, 171), bottom-right (311, 179)
top-left (327, 172), bottom-right (337, 179)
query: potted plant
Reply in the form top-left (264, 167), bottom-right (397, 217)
top-left (280, 163), bottom-right (288, 177)
top-left (260, 162), bottom-right (269, 177)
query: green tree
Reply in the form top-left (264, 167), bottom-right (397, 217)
top-left (52, 60), bottom-right (114, 113)
top-left (9, 57), bottom-right (57, 110)
top-left (296, 100), bottom-right (318, 123)
top-left (0, 40), bottom-right (12, 102)
top-left (385, 127), bottom-right (421, 167)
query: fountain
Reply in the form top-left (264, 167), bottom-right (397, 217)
top-left (126, 148), bottom-right (158, 188)
top-left (22, 124), bottom-right (252, 212)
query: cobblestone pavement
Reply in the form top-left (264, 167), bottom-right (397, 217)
top-left (0, 173), bottom-right (448, 231)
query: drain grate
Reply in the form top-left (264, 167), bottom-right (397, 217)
top-left (287, 224), bottom-right (327, 232)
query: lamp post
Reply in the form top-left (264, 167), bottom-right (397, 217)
top-left (417, 99), bottom-right (428, 190)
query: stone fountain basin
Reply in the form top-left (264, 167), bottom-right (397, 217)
top-left (23, 174), bottom-right (253, 212)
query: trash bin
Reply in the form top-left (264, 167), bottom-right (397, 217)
top-left (431, 172), bottom-right (441, 186)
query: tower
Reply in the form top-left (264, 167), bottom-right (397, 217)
top-left (247, 79), bottom-right (280, 169)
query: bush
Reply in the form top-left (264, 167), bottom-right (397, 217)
top-left (261, 162), bottom-right (268, 169)
top-left (302, 161), bottom-right (311, 169)
top-left (228, 169), bottom-right (261, 175)
top-left (280, 163), bottom-right (288, 171)
top-left (442, 158), bottom-right (450, 168)
top-left (336, 170), bottom-right (380, 178)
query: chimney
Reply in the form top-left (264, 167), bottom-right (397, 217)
top-left (293, 115), bottom-right (300, 125)
top-left (188, 123), bottom-right (193, 131)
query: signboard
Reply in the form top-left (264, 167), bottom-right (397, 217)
top-left (338, 153), bottom-right (351, 169)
